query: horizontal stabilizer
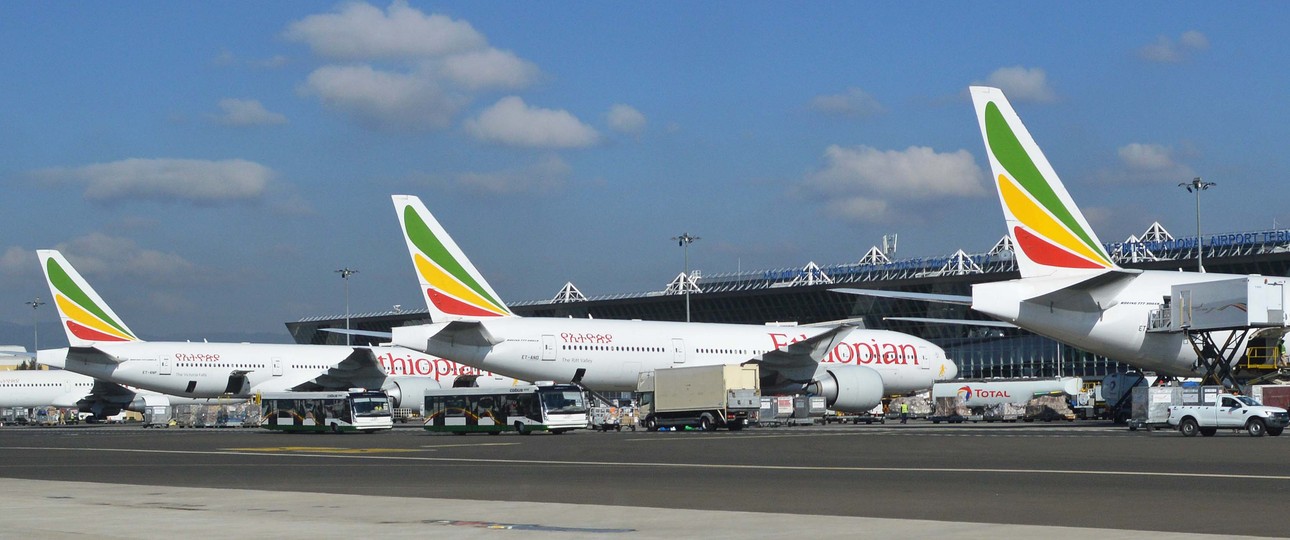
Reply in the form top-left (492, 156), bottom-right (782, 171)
top-left (1022, 269), bottom-right (1142, 313)
top-left (884, 316), bottom-right (1018, 329)
top-left (66, 346), bottom-right (123, 365)
top-left (430, 320), bottom-right (502, 348)
top-left (832, 288), bottom-right (972, 306)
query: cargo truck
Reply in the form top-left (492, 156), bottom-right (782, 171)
top-left (637, 364), bottom-right (760, 431)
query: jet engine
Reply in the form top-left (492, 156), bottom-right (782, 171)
top-left (381, 377), bottom-right (443, 409)
top-left (807, 365), bottom-right (885, 413)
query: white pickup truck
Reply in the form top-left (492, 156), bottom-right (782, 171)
top-left (1167, 394), bottom-right (1289, 437)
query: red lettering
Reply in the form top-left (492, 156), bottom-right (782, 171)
top-left (879, 342), bottom-right (897, 364)
top-left (899, 343), bottom-right (919, 365)
top-left (855, 342), bottom-right (874, 364)
top-left (830, 343), bottom-right (853, 364)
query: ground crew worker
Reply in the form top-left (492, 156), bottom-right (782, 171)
top-left (899, 402), bottom-right (909, 424)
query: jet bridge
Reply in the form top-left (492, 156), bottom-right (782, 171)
top-left (1147, 276), bottom-right (1290, 391)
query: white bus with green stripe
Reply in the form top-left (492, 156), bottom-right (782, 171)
top-left (260, 390), bottom-right (393, 433)
top-left (423, 383), bottom-right (588, 435)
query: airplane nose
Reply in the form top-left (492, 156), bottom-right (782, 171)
top-left (937, 358), bottom-right (958, 381)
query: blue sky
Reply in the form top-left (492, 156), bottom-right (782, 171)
top-left (3, 2), bottom-right (1289, 345)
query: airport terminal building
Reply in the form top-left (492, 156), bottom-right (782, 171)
top-left (288, 223), bottom-right (1290, 380)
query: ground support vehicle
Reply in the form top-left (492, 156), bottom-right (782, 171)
top-left (589, 405), bottom-right (636, 431)
top-left (824, 402), bottom-right (885, 424)
top-left (1127, 386), bottom-right (1183, 431)
top-left (638, 364), bottom-right (759, 431)
top-left (423, 383), bottom-right (587, 435)
top-left (929, 396), bottom-right (968, 424)
top-left (1167, 390), bottom-right (1289, 437)
top-left (260, 390), bottom-right (393, 433)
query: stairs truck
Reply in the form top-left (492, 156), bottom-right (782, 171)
top-left (637, 364), bottom-right (760, 431)
top-left (1167, 391), bottom-right (1289, 437)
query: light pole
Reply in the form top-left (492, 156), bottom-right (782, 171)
top-left (1179, 177), bottom-right (1216, 272)
top-left (335, 268), bottom-right (358, 345)
top-left (25, 297), bottom-right (44, 357)
top-left (672, 233), bottom-right (699, 322)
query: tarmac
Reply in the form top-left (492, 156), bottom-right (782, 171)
top-left (1, 421), bottom-right (1286, 539)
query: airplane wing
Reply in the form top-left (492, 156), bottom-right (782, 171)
top-left (292, 348), bottom-right (390, 392)
top-left (320, 328), bottom-right (394, 339)
top-left (832, 288), bottom-right (973, 306)
top-left (747, 325), bottom-right (854, 378)
top-left (48, 379), bottom-right (140, 418)
top-left (796, 316), bottom-right (869, 328)
top-left (884, 316), bottom-right (1018, 329)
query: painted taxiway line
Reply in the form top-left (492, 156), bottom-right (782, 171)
top-left (9, 445), bottom-right (1290, 482)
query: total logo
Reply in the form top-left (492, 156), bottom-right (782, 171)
top-left (957, 386), bottom-right (1011, 401)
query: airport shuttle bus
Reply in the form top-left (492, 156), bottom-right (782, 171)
top-left (260, 390), bottom-right (394, 433)
top-left (423, 383), bottom-right (588, 435)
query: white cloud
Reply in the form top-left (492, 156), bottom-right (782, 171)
top-left (801, 145), bottom-right (986, 224)
top-left (1119, 143), bottom-right (1176, 171)
top-left (809, 87), bottom-right (885, 118)
top-left (42, 233), bottom-right (201, 286)
top-left (1139, 31), bottom-right (1209, 63)
top-left (34, 158), bottom-right (274, 204)
top-left (807, 145), bottom-right (986, 198)
top-left (284, 3), bottom-right (543, 133)
top-left (213, 98), bottom-right (287, 126)
top-left (441, 48), bottom-right (539, 89)
top-left (455, 155), bottom-right (572, 195)
top-left (823, 197), bottom-right (893, 224)
top-left (1179, 31), bottom-right (1209, 50)
top-left (283, 1), bottom-right (484, 60)
top-left (465, 96), bottom-right (599, 148)
top-left (606, 104), bottom-right (647, 135)
top-left (299, 64), bottom-right (463, 131)
top-left (0, 247), bottom-right (28, 276)
top-left (977, 67), bottom-right (1056, 103)
top-left (1101, 142), bottom-right (1196, 184)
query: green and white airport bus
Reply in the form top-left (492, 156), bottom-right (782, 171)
top-left (423, 383), bottom-right (588, 434)
top-left (260, 390), bottom-right (393, 433)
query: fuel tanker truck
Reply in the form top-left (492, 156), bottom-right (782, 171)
top-left (930, 377), bottom-right (1082, 423)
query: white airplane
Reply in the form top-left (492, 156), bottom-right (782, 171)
top-left (841, 86), bottom-right (1286, 380)
top-left (34, 250), bottom-right (520, 409)
top-left (0, 368), bottom-right (239, 420)
top-left (380, 195), bottom-right (958, 413)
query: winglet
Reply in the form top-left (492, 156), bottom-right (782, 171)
top-left (37, 250), bottom-right (141, 347)
top-left (391, 195), bottom-right (514, 321)
top-left (969, 86), bottom-right (1118, 279)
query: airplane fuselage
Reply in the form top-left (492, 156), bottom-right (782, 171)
top-left (391, 317), bottom-right (956, 393)
top-left (973, 270), bottom-right (1267, 377)
top-left (0, 370), bottom-right (95, 408)
top-left (38, 343), bottom-right (512, 399)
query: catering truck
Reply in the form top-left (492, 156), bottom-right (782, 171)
top-left (637, 364), bottom-right (760, 431)
top-left (1167, 392), bottom-right (1289, 437)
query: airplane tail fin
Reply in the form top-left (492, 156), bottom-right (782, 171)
top-left (969, 86), bottom-right (1119, 279)
top-left (391, 195), bottom-right (515, 321)
top-left (37, 250), bottom-right (142, 347)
